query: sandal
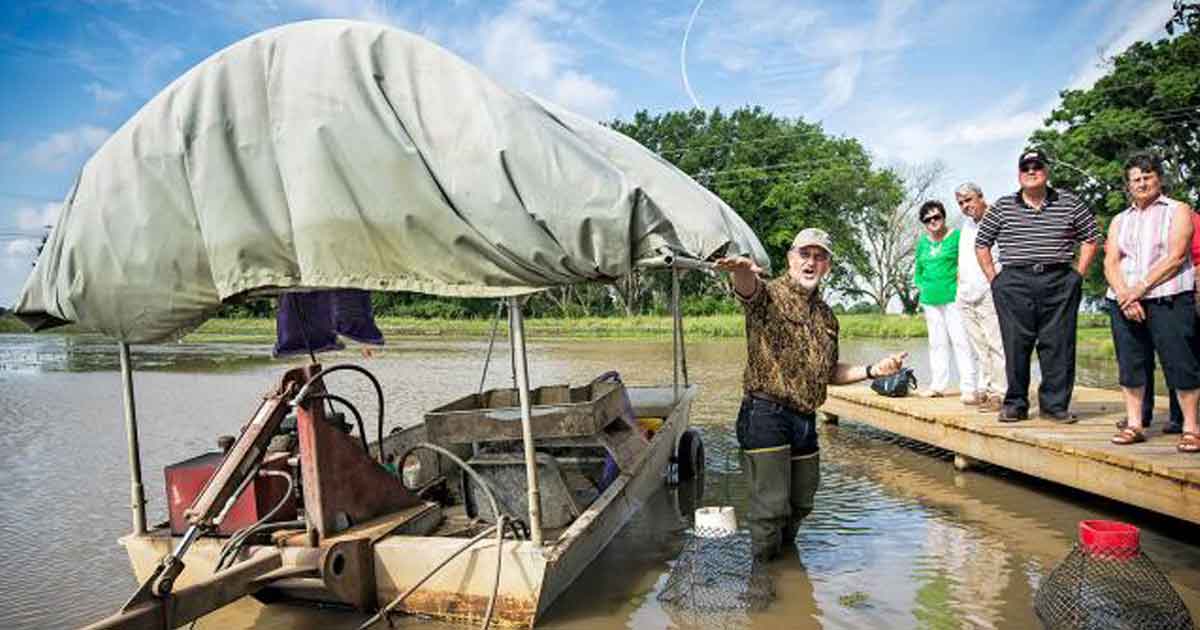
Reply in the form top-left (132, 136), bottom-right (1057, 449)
top-left (1178, 432), bottom-right (1200, 453)
top-left (1111, 427), bottom-right (1146, 445)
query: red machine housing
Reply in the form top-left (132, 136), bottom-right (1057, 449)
top-left (165, 452), bottom-right (296, 536)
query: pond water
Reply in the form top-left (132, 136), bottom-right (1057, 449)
top-left (0, 333), bottom-right (1195, 629)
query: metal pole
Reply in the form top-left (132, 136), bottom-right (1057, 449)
top-left (671, 267), bottom-right (681, 402)
top-left (673, 266), bottom-right (690, 387)
top-left (508, 297), bottom-right (543, 546)
top-left (119, 342), bottom-right (147, 535)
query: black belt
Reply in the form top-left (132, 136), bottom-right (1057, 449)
top-left (748, 391), bottom-right (815, 417)
top-left (1006, 262), bottom-right (1071, 273)
top-left (749, 391), bottom-right (790, 407)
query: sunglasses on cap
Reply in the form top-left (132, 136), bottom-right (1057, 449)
top-left (920, 214), bottom-right (944, 224)
top-left (1020, 160), bottom-right (1046, 173)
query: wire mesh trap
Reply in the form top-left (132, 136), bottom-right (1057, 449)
top-left (657, 509), bottom-right (775, 623)
top-left (1034, 521), bottom-right (1194, 630)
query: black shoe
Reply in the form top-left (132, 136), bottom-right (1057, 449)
top-left (1165, 422), bottom-right (1184, 435)
top-left (1040, 410), bottom-right (1078, 424)
top-left (998, 408), bottom-right (1028, 423)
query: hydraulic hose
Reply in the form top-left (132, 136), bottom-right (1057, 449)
top-left (307, 393), bottom-right (370, 455)
top-left (293, 364), bottom-right (386, 464)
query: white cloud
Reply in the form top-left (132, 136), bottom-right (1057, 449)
top-left (550, 71), bottom-right (618, 120)
top-left (476, 2), bottom-right (620, 120)
top-left (16, 203), bottom-right (62, 230)
top-left (481, 9), bottom-right (568, 86)
top-left (5, 239), bottom-right (39, 259)
top-left (85, 81), bottom-right (124, 104)
top-left (28, 125), bottom-right (111, 171)
top-left (817, 55), bottom-right (862, 114)
top-left (1066, 2), bottom-right (1176, 91)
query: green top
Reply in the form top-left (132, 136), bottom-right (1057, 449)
top-left (914, 229), bottom-right (961, 305)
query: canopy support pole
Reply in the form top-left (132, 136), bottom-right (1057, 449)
top-left (508, 297), bottom-right (544, 546)
top-left (671, 267), bottom-right (682, 402)
top-left (119, 342), bottom-right (147, 535)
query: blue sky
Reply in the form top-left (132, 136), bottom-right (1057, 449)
top-left (0, 0), bottom-right (1179, 307)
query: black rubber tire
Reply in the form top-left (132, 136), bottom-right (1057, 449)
top-left (676, 428), bottom-right (705, 482)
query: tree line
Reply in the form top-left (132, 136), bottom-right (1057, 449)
top-left (215, 4), bottom-right (1197, 319)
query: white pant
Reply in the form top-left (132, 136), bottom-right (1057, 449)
top-left (958, 295), bottom-right (1006, 396)
top-left (922, 302), bottom-right (977, 394)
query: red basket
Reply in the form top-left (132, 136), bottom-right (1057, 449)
top-left (1079, 520), bottom-right (1140, 559)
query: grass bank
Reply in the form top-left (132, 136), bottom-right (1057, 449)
top-left (1, 311), bottom-right (1110, 343)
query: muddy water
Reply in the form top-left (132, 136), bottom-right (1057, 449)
top-left (0, 333), bottom-right (1197, 629)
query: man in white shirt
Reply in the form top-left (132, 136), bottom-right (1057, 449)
top-left (955, 182), bottom-right (1006, 412)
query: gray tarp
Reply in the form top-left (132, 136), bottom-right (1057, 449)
top-left (15, 20), bottom-right (768, 343)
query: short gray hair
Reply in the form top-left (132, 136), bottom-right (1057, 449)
top-left (955, 182), bottom-right (984, 198)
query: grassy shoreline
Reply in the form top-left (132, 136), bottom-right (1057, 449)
top-left (1, 311), bottom-right (1111, 343)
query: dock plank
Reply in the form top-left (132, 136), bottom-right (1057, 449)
top-left (821, 385), bottom-right (1200, 523)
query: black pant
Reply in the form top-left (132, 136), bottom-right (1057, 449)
top-left (1140, 358), bottom-right (1183, 427)
top-left (991, 265), bottom-right (1083, 415)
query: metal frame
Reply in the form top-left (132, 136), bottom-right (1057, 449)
top-left (119, 342), bottom-right (148, 534)
top-left (508, 296), bottom-right (544, 546)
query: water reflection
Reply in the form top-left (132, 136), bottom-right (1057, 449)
top-left (1, 334), bottom-right (1198, 630)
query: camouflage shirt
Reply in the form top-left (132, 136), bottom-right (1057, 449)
top-left (738, 276), bottom-right (840, 412)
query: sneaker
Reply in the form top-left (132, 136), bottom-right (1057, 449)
top-left (1164, 422), bottom-right (1184, 435)
top-left (1039, 410), bottom-right (1078, 424)
top-left (977, 395), bottom-right (1003, 413)
top-left (998, 407), bottom-right (1028, 423)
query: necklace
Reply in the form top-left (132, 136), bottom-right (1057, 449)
top-left (928, 236), bottom-right (944, 256)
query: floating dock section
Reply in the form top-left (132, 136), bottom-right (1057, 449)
top-left (821, 385), bottom-right (1200, 524)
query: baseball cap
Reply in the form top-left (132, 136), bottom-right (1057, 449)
top-left (791, 227), bottom-right (833, 255)
top-left (1018, 148), bottom-right (1048, 168)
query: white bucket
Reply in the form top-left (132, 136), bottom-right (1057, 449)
top-left (694, 506), bottom-right (737, 538)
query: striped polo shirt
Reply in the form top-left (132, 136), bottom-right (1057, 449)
top-left (1105, 195), bottom-right (1194, 300)
top-left (974, 186), bottom-right (1101, 265)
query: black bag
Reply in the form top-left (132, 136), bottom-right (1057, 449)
top-left (870, 367), bottom-right (917, 398)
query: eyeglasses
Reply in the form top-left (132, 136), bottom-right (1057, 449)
top-left (788, 248), bottom-right (830, 262)
top-left (1020, 161), bottom-right (1046, 173)
top-left (920, 215), bottom-right (944, 224)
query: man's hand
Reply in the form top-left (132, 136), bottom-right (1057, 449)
top-left (871, 352), bottom-right (908, 378)
top-left (715, 256), bottom-right (763, 299)
top-left (714, 256), bottom-right (763, 274)
top-left (1121, 301), bottom-right (1146, 323)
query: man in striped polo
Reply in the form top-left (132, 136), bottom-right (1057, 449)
top-left (974, 149), bottom-right (1101, 422)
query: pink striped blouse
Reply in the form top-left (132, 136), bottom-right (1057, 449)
top-left (1106, 195), bottom-right (1195, 300)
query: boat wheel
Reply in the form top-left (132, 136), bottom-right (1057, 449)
top-left (676, 428), bottom-right (705, 482)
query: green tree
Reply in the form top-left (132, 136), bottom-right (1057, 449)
top-left (1029, 16), bottom-right (1200, 295)
top-left (609, 106), bottom-right (907, 306)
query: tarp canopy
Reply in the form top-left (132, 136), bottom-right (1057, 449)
top-left (15, 19), bottom-right (768, 343)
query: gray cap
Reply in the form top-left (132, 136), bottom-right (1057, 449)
top-left (791, 227), bottom-right (833, 255)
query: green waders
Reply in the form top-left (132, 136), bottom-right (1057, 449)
top-left (742, 447), bottom-right (820, 560)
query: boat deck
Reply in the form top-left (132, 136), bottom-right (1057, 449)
top-left (820, 385), bottom-right (1200, 524)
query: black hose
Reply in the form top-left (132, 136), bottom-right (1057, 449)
top-left (308, 393), bottom-right (370, 455)
top-left (396, 443), bottom-right (524, 534)
top-left (294, 364), bottom-right (386, 464)
top-left (213, 470), bottom-right (296, 573)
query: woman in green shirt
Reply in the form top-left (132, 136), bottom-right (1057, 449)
top-left (914, 200), bottom-right (979, 404)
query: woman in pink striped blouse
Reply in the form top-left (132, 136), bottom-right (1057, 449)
top-left (1105, 153), bottom-right (1200, 451)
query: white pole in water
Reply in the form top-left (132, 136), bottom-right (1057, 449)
top-left (119, 342), bottom-right (147, 535)
top-left (508, 297), bottom-right (544, 545)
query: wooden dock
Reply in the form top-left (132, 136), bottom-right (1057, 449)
top-left (820, 385), bottom-right (1200, 525)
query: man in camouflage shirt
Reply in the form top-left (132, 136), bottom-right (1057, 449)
top-left (716, 227), bottom-right (907, 561)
